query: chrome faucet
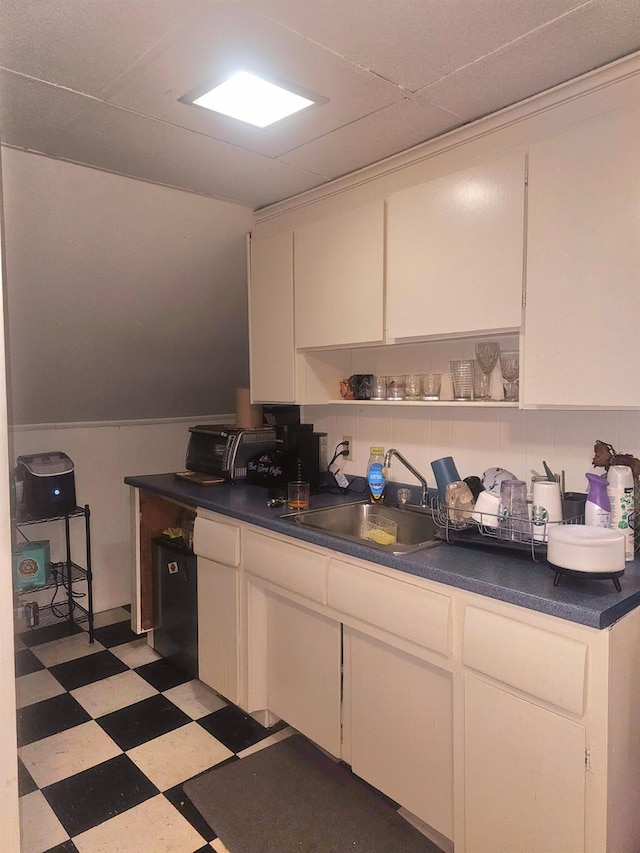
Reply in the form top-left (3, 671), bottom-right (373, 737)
top-left (383, 449), bottom-right (429, 507)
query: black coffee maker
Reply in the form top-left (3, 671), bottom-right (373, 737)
top-left (246, 414), bottom-right (327, 494)
top-left (278, 423), bottom-right (327, 492)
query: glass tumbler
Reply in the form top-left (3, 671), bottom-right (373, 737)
top-left (422, 373), bottom-right (442, 400)
top-left (498, 479), bottom-right (529, 541)
top-left (405, 373), bottom-right (423, 400)
top-left (450, 360), bottom-right (473, 400)
top-left (386, 374), bottom-right (406, 400)
top-left (371, 375), bottom-right (387, 400)
top-left (287, 481), bottom-right (310, 511)
top-left (472, 360), bottom-right (488, 400)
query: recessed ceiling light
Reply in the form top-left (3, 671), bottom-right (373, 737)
top-left (190, 71), bottom-right (315, 128)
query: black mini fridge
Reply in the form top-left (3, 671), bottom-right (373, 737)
top-left (152, 537), bottom-right (198, 678)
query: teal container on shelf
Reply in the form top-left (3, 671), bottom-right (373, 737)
top-left (12, 540), bottom-right (51, 589)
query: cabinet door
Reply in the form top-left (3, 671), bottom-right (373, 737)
top-left (387, 154), bottom-right (525, 341)
top-left (197, 557), bottom-right (239, 704)
top-left (523, 107), bottom-right (640, 407)
top-left (267, 593), bottom-right (341, 756)
top-left (464, 676), bottom-right (585, 853)
top-left (347, 629), bottom-right (454, 841)
top-left (249, 230), bottom-right (296, 403)
top-left (294, 201), bottom-right (384, 348)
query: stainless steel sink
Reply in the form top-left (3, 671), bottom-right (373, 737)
top-left (280, 500), bottom-right (441, 555)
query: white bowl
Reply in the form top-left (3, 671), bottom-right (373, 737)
top-left (547, 525), bottom-right (625, 573)
top-left (471, 490), bottom-right (501, 528)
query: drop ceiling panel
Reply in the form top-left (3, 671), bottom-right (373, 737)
top-left (52, 100), bottom-right (325, 206)
top-left (0, 72), bottom-right (89, 153)
top-left (107, 2), bottom-right (403, 159)
top-left (280, 98), bottom-right (462, 179)
top-left (420, 1), bottom-right (640, 121)
top-left (2, 0), bottom-right (640, 208)
top-left (0, 0), bottom-right (201, 96)
top-left (242, 0), bottom-right (591, 92)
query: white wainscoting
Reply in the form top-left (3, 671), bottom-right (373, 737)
top-left (10, 415), bottom-right (231, 616)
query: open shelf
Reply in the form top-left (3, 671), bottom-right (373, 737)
top-left (13, 561), bottom-right (88, 596)
top-left (23, 599), bottom-right (90, 632)
top-left (12, 504), bottom-right (94, 642)
top-left (12, 505), bottom-right (87, 526)
top-left (328, 399), bottom-right (519, 407)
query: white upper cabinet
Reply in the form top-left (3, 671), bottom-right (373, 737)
top-left (294, 201), bottom-right (384, 349)
top-left (523, 106), bottom-right (640, 408)
top-left (386, 154), bottom-right (526, 341)
top-left (248, 229), bottom-right (296, 403)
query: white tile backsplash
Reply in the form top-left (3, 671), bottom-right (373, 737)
top-left (389, 408), bottom-right (430, 482)
top-left (497, 408), bottom-right (528, 480)
top-left (304, 405), bottom-right (639, 494)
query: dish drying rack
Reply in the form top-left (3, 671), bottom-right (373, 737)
top-left (431, 497), bottom-right (585, 562)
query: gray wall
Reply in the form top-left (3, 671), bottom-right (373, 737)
top-left (1, 148), bottom-right (255, 424)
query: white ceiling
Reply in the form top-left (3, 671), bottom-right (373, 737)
top-left (1, 0), bottom-right (639, 210)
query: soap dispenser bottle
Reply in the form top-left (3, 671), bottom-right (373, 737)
top-left (367, 447), bottom-right (386, 503)
top-left (585, 472), bottom-right (610, 528)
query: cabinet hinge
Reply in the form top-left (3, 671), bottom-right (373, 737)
top-left (522, 291), bottom-right (526, 310)
top-left (585, 746), bottom-right (592, 772)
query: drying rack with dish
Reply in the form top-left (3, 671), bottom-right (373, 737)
top-left (431, 498), bottom-right (627, 590)
top-left (431, 496), bottom-right (582, 560)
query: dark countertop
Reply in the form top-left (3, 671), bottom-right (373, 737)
top-left (125, 473), bottom-right (640, 630)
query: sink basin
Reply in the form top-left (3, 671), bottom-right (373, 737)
top-left (281, 500), bottom-right (441, 555)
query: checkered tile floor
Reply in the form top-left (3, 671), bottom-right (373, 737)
top-left (15, 608), bottom-right (293, 853)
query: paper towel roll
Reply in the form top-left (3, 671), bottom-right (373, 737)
top-left (236, 388), bottom-right (263, 429)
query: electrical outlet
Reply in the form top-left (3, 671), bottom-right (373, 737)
top-left (342, 436), bottom-right (352, 461)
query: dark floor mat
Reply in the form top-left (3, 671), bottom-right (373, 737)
top-left (183, 734), bottom-right (442, 853)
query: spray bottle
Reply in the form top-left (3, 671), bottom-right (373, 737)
top-left (367, 447), bottom-right (386, 503)
top-left (607, 464), bottom-right (635, 561)
top-left (585, 473), bottom-right (611, 528)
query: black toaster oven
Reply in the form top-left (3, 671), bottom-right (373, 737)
top-left (186, 425), bottom-right (278, 481)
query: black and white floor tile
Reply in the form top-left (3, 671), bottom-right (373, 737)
top-left (15, 608), bottom-right (293, 853)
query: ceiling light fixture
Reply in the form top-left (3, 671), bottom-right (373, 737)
top-left (190, 71), bottom-right (315, 128)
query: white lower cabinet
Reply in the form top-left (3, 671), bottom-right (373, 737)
top-left (346, 628), bottom-right (454, 839)
top-left (193, 512), bottom-right (241, 704)
top-left (266, 593), bottom-right (342, 756)
top-left (463, 676), bottom-right (585, 853)
top-left (197, 556), bottom-right (239, 704)
top-left (215, 521), bottom-right (640, 853)
top-left (243, 527), bottom-right (342, 754)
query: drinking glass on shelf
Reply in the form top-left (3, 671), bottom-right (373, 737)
top-left (474, 341), bottom-right (500, 400)
top-left (450, 360), bottom-right (473, 400)
top-left (405, 374), bottom-right (423, 400)
top-left (386, 374), bottom-right (406, 400)
top-left (472, 361), bottom-right (486, 400)
top-left (371, 375), bottom-right (387, 400)
top-left (499, 350), bottom-right (520, 401)
top-left (422, 373), bottom-right (442, 400)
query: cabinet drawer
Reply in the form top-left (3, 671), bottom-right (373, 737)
top-left (328, 559), bottom-right (451, 656)
top-left (463, 606), bottom-right (587, 715)
top-left (193, 515), bottom-right (240, 567)
top-left (244, 530), bottom-right (326, 603)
